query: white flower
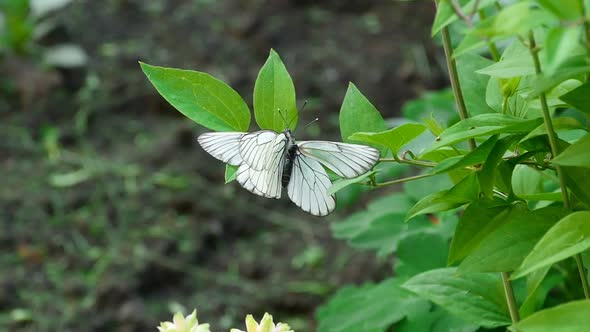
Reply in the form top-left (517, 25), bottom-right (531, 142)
top-left (230, 313), bottom-right (293, 332)
top-left (158, 309), bottom-right (211, 332)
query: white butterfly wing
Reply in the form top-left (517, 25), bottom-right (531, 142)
top-left (297, 141), bottom-right (379, 178)
top-left (236, 131), bottom-right (288, 199)
top-left (288, 152), bottom-right (336, 216)
top-left (197, 132), bottom-right (246, 166)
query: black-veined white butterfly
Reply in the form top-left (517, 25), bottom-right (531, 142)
top-left (197, 128), bottom-right (379, 216)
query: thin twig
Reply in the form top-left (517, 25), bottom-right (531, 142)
top-left (373, 173), bottom-right (435, 188)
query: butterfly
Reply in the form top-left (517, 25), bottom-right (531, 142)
top-left (197, 128), bottom-right (379, 216)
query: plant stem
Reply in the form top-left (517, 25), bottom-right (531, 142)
top-left (580, 0), bottom-right (590, 80)
top-left (373, 173), bottom-right (435, 188)
top-left (501, 272), bottom-right (520, 323)
top-left (575, 254), bottom-right (590, 298)
top-left (379, 157), bottom-right (437, 167)
top-left (477, 10), bottom-right (501, 61)
top-left (440, 26), bottom-right (476, 150)
top-left (528, 31), bottom-right (590, 300)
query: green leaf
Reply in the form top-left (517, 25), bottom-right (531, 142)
top-left (511, 166), bottom-right (562, 202)
top-left (331, 193), bottom-right (436, 256)
top-left (563, 166), bottom-right (590, 207)
top-left (406, 173), bottom-right (479, 221)
top-left (140, 62), bottom-right (250, 131)
top-left (225, 165), bottom-right (238, 183)
top-left (432, 135), bottom-right (498, 174)
top-left (521, 117), bottom-right (584, 142)
top-left (317, 278), bottom-right (429, 332)
top-left (456, 53), bottom-right (495, 116)
top-left (551, 133), bottom-right (590, 168)
top-left (560, 81), bottom-right (590, 115)
top-left (519, 266), bottom-right (562, 318)
top-left (510, 300), bottom-right (590, 332)
top-left (253, 49), bottom-right (297, 131)
top-left (425, 114), bottom-right (542, 153)
top-left (402, 89), bottom-right (457, 125)
top-left (431, 0), bottom-right (496, 36)
top-left (458, 206), bottom-right (568, 273)
top-left (544, 26), bottom-right (582, 75)
top-left (402, 268), bottom-right (511, 328)
top-left (339, 83), bottom-right (388, 152)
top-left (525, 55), bottom-right (590, 98)
top-left (448, 199), bottom-right (512, 264)
top-left (349, 123), bottom-right (426, 155)
top-left (534, 0), bottom-right (582, 19)
top-left (477, 53), bottom-right (534, 78)
top-left (328, 170), bottom-right (376, 195)
top-left (492, 1), bottom-right (557, 38)
top-left (478, 136), bottom-right (520, 197)
top-left (513, 211), bottom-right (590, 279)
top-left (397, 307), bottom-right (479, 332)
top-left (396, 232), bottom-right (448, 279)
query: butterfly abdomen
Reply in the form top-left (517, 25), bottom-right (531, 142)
top-left (281, 144), bottom-right (298, 188)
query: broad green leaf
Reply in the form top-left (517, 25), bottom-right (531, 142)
top-left (492, 1), bottom-right (557, 38)
top-left (551, 133), bottom-right (590, 168)
top-left (458, 207), bottom-right (568, 273)
top-left (448, 198), bottom-right (512, 264)
top-left (406, 173), bottom-right (479, 221)
top-left (534, 0), bottom-right (582, 19)
top-left (510, 300), bottom-right (590, 332)
top-left (478, 136), bottom-right (520, 197)
top-left (225, 165), bottom-right (238, 183)
top-left (254, 49), bottom-right (297, 131)
top-left (544, 26), bottom-right (582, 75)
top-left (512, 166), bottom-right (562, 202)
top-left (456, 54), bottom-right (495, 116)
top-left (521, 117), bottom-right (584, 142)
top-left (559, 81), bottom-right (590, 115)
top-left (563, 166), bottom-right (590, 207)
top-left (477, 53), bottom-right (534, 78)
top-left (397, 307), bottom-right (479, 332)
top-left (425, 114), bottom-right (542, 152)
top-left (432, 135), bottom-right (498, 174)
top-left (396, 232), bottom-right (448, 279)
top-left (328, 171), bottom-right (376, 195)
top-left (349, 123), bottom-right (426, 155)
top-left (339, 83), bottom-right (388, 153)
top-left (331, 193), bottom-right (435, 256)
top-left (513, 211), bottom-right (590, 278)
top-left (402, 268), bottom-right (511, 328)
top-left (519, 267), bottom-right (562, 318)
top-left (317, 278), bottom-right (429, 332)
top-left (525, 54), bottom-right (590, 98)
top-left (402, 89), bottom-right (457, 125)
top-left (140, 62), bottom-right (250, 131)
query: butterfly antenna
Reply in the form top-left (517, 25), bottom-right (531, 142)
top-left (286, 100), bottom-right (309, 130)
top-left (302, 117), bottom-right (319, 130)
top-left (277, 108), bottom-right (290, 129)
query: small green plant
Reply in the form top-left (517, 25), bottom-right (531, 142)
top-left (143, 0), bottom-right (590, 330)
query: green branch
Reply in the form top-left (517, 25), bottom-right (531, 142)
top-left (528, 31), bottom-right (590, 299)
top-left (502, 272), bottom-right (520, 323)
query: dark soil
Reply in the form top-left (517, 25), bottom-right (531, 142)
top-left (0, 0), bottom-right (446, 331)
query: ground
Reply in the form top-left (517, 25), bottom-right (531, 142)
top-left (0, 0), bottom-right (444, 330)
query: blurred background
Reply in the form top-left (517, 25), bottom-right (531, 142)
top-left (1, 0), bottom-right (450, 330)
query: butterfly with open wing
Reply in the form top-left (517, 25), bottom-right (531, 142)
top-left (197, 128), bottom-right (379, 216)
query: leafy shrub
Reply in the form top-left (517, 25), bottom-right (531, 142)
top-left (143, 0), bottom-right (590, 330)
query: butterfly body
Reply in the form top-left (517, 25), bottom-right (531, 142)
top-left (197, 128), bottom-right (379, 216)
top-left (279, 129), bottom-right (300, 188)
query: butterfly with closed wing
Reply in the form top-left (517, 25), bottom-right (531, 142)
top-left (197, 119), bottom-right (379, 216)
